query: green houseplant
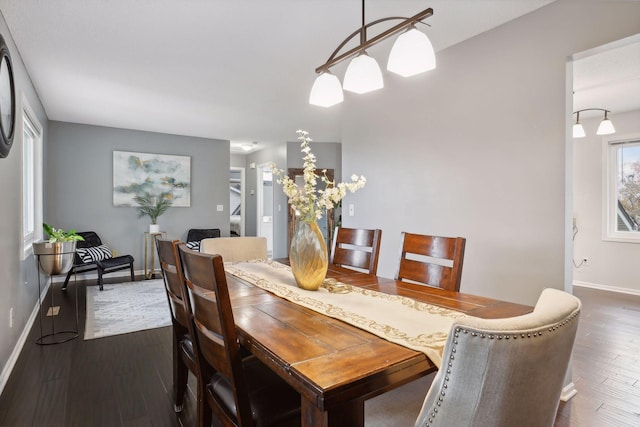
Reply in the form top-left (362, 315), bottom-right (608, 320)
top-left (134, 192), bottom-right (172, 233)
top-left (35, 223), bottom-right (84, 275)
top-left (42, 223), bottom-right (85, 242)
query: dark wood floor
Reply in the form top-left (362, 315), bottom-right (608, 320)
top-left (0, 277), bottom-right (197, 427)
top-left (0, 280), bottom-right (638, 426)
top-left (554, 286), bottom-right (640, 427)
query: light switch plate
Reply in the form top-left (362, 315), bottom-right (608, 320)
top-left (349, 204), bottom-right (355, 216)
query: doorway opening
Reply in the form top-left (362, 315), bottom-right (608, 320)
top-left (230, 167), bottom-right (245, 236)
top-left (257, 163), bottom-right (273, 257)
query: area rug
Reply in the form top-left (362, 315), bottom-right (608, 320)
top-left (84, 279), bottom-right (171, 340)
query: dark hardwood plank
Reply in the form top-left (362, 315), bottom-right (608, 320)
top-left (554, 287), bottom-right (640, 427)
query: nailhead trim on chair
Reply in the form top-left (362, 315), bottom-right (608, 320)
top-left (422, 310), bottom-right (580, 426)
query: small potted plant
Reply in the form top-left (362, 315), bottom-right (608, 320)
top-left (134, 192), bottom-right (172, 233)
top-left (34, 224), bottom-right (85, 275)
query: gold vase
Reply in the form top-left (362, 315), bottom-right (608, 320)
top-left (289, 221), bottom-right (328, 291)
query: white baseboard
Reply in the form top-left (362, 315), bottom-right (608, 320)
top-left (560, 382), bottom-right (578, 402)
top-left (573, 280), bottom-right (640, 296)
top-left (0, 277), bottom-right (51, 396)
top-left (2, 270), bottom-right (154, 395)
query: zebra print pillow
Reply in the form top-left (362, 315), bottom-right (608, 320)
top-left (185, 241), bottom-right (200, 251)
top-left (76, 245), bottom-right (113, 263)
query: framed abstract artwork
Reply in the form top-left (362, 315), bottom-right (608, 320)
top-left (113, 151), bottom-right (191, 207)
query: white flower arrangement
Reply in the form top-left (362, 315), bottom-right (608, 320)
top-left (271, 130), bottom-right (366, 223)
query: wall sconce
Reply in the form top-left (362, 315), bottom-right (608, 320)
top-left (573, 108), bottom-right (616, 138)
top-left (309, 1), bottom-right (436, 107)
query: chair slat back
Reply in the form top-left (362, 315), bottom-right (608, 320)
top-left (330, 227), bottom-right (382, 275)
top-left (396, 232), bottom-right (466, 291)
top-left (178, 244), bottom-right (254, 425)
top-left (156, 239), bottom-right (190, 328)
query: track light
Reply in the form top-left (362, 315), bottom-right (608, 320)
top-left (572, 108), bottom-right (615, 138)
top-left (309, 1), bottom-right (435, 107)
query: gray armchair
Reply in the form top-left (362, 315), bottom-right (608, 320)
top-left (414, 288), bottom-right (581, 427)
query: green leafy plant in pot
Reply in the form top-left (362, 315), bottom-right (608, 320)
top-left (34, 223), bottom-right (85, 275)
top-left (134, 192), bottom-right (172, 233)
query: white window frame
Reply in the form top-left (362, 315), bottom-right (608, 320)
top-left (21, 93), bottom-right (43, 260)
top-left (603, 132), bottom-right (640, 244)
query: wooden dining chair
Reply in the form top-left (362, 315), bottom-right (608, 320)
top-left (330, 227), bottom-right (382, 275)
top-left (177, 244), bottom-right (301, 427)
top-left (396, 232), bottom-right (466, 291)
top-left (414, 288), bottom-right (581, 427)
top-left (155, 238), bottom-right (200, 414)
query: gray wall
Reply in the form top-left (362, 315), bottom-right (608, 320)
top-left (47, 121), bottom-right (230, 270)
top-left (0, 12), bottom-right (49, 390)
top-left (342, 0), bottom-right (640, 305)
top-left (573, 109), bottom-right (640, 292)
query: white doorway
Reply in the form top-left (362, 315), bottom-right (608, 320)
top-left (257, 163), bottom-right (273, 257)
top-left (230, 167), bottom-right (245, 236)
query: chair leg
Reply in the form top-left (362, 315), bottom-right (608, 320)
top-left (130, 263), bottom-right (135, 282)
top-left (97, 267), bottom-right (104, 291)
top-left (174, 333), bottom-right (189, 413)
top-left (199, 384), bottom-right (212, 427)
top-left (61, 269), bottom-right (73, 291)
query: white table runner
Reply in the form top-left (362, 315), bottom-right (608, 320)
top-left (226, 260), bottom-right (468, 368)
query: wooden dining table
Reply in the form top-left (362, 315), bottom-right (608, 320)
top-left (225, 261), bottom-right (532, 427)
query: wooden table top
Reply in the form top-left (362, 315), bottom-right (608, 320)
top-left (225, 261), bottom-right (533, 426)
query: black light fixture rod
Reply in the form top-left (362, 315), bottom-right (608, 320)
top-left (315, 7), bottom-right (434, 74)
top-left (573, 108), bottom-right (611, 114)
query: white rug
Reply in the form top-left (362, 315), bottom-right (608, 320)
top-left (84, 279), bottom-right (171, 340)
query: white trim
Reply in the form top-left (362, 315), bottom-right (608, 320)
top-left (0, 278), bottom-right (50, 395)
top-left (602, 133), bottom-right (640, 244)
top-left (560, 382), bottom-right (578, 402)
top-left (20, 92), bottom-right (43, 260)
top-left (230, 166), bottom-right (246, 236)
top-left (573, 280), bottom-right (640, 296)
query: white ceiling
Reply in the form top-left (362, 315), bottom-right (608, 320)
top-left (573, 35), bottom-right (640, 120)
top-left (0, 0), bottom-right (559, 152)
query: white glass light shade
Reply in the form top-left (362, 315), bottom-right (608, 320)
top-left (387, 28), bottom-right (436, 77)
top-left (596, 118), bottom-right (615, 135)
top-left (572, 123), bottom-right (586, 138)
top-left (342, 52), bottom-right (383, 94)
top-left (309, 72), bottom-right (344, 107)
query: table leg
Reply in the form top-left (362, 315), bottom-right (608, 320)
top-left (301, 396), bottom-right (364, 427)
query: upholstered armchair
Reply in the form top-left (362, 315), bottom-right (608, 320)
top-left (185, 228), bottom-right (221, 252)
top-left (414, 288), bottom-right (581, 427)
top-left (199, 237), bottom-right (267, 262)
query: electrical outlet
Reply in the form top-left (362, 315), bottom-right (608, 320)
top-left (9, 307), bottom-right (13, 328)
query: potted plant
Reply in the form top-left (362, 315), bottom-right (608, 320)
top-left (34, 224), bottom-right (85, 275)
top-left (134, 192), bottom-right (172, 233)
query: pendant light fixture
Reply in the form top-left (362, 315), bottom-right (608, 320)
top-left (309, 1), bottom-right (435, 107)
top-left (596, 110), bottom-right (615, 135)
top-left (572, 108), bottom-right (616, 138)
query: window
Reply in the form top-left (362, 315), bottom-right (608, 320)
top-left (21, 96), bottom-right (43, 259)
top-left (604, 135), bottom-right (640, 243)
